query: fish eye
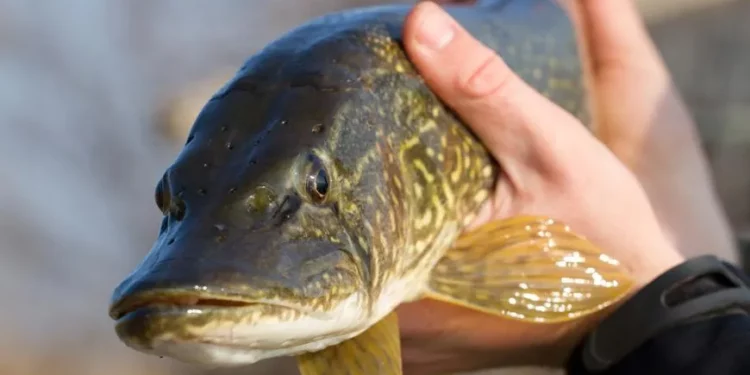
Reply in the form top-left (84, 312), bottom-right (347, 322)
top-left (155, 176), bottom-right (171, 215)
top-left (307, 168), bottom-right (329, 202)
top-left (302, 154), bottom-right (330, 204)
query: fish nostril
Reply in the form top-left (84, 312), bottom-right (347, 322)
top-left (214, 224), bottom-right (228, 243)
top-left (169, 197), bottom-right (186, 221)
top-left (273, 194), bottom-right (301, 226)
top-left (246, 186), bottom-right (277, 214)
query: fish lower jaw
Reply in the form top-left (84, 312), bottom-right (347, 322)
top-left (133, 292), bottom-right (372, 366)
top-left (128, 279), bottom-right (425, 367)
top-left (147, 328), bottom-right (368, 367)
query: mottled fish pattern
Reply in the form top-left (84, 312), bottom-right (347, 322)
top-left (108, 0), bottom-right (595, 367)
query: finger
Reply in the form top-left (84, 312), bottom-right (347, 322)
top-left (567, 1), bottom-right (738, 263)
top-left (564, 0), bottom-right (680, 149)
top-left (561, 0), bottom-right (696, 165)
top-left (403, 2), bottom-right (594, 171)
top-left (574, 0), bottom-right (667, 80)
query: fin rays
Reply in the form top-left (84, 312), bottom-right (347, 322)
top-left (425, 216), bottom-right (634, 323)
top-left (296, 312), bottom-right (402, 375)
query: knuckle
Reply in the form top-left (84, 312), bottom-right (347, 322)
top-left (456, 47), bottom-right (516, 99)
top-left (592, 53), bottom-right (661, 83)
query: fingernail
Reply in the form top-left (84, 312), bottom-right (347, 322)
top-left (415, 4), bottom-right (455, 51)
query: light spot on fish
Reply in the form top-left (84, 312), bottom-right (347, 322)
top-left (419, 119), bottom-right (437, 133)
top-left (433, 197), bottom-right (446, 225)
top-left (415, 239), bottom-right (429, 253)
top-left (440, 182), bottom-right (455, 208)
top-left (451, 149), bottom-right (462, 183)
top-left (363, 219), bottom-right (375, 237)
top-left (416, 209), bottom-right (433, 230)
top-left (482, 165), bottom-right (493, 178)
top-left (357, 237), bottom-right (368, 252)
top-left (473, 190), bottom-right (489, 203)
top-left (346, 203), bottom-right (359, 215)
top-left (380, 234), bottom-right (389, 248)
top-left (389, 191), bottom-right (399, 205)
top-left (402, 136), bottom-right (420, 150)
top-left (413, 159), bottom-right (435, 183)
top-left (413, 183), bottom-right (423, 200)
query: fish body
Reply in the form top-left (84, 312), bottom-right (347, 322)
top-left (108, 1), bottom-right (623, 371)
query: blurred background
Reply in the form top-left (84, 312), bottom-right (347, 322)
top-left (0, 0), bottom-right (747, 374)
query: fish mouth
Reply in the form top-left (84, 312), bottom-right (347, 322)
top-left (109, 288), bottom-right (313, 356)
top-left (109, 288), bottom-right (368, 365)
top-left (108, 289), bottom-right (295, 321)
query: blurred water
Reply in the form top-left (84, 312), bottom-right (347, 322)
top-left (0, 1), bottom-right (747, 375)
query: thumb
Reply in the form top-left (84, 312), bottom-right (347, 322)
top-left (403, 2), bottom-right (595, 176)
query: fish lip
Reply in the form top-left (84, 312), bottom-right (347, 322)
top-left (108, 289), bottom-right (297, 321)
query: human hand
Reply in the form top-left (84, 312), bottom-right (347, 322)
top-left (562, 0), bottom-right (737, 263)
top-left (396, 1), bottom-right (689, 374)
top-left (429, 0), bottom-right (738, 262)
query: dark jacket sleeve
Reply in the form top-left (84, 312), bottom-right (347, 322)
top-left (566, 313), bottom-right (750, 375)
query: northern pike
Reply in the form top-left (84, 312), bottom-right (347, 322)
top-left (108, 1), bottom-right (633, 374)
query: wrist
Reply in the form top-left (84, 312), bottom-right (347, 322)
top-left (629, 239), bottom-right (685, 290)
top-left (579, 255), bottom-right (750, 372)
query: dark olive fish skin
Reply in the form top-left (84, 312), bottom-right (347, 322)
top-left (108, 0), bottom-right (586, 365)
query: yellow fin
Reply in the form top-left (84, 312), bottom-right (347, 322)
top-left (425, 215), bottom-right (634, 323)
top-left (296, 312), bottom-right (402, 375)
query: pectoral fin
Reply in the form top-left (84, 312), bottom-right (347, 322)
top-left (425, 216), bottom-right (634, 323)
top-left (296, 312), bottom-right (402, 375)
